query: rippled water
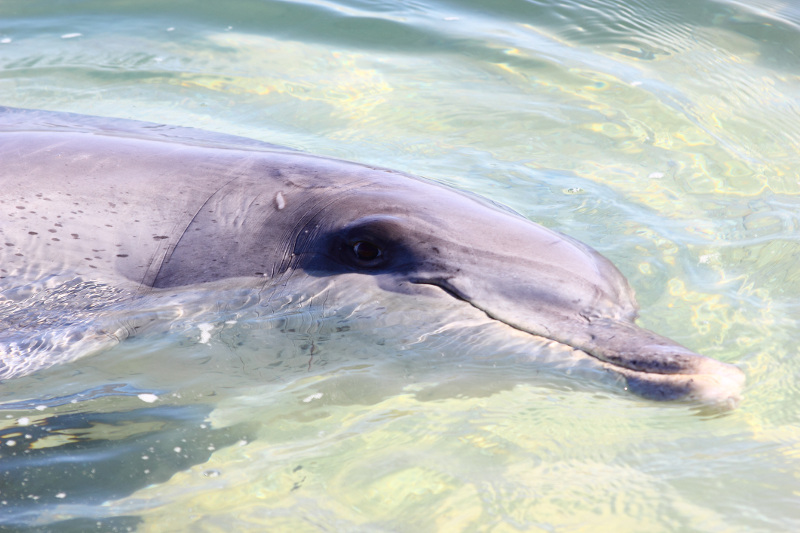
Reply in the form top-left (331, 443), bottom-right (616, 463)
top-left (1, 0), bottom-right (799, 531)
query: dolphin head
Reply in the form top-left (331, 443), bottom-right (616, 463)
top-left (284, 166), bottom-right (744, 406)
top-left (153, 152), bottom-right (744, 406)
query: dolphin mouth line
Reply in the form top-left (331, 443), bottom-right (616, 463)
top-left (409, 277), bottom-right (640, 372)
top-left (489, 313), bottom-right (745, 405)
top-left (410, 278), bottom-right (745, 404)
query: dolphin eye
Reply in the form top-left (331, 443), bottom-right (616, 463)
top-left (352, 241), bottom-right (382, 262)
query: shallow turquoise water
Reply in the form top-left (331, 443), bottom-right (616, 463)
top-left (1, 0), bottom-right (799, 531)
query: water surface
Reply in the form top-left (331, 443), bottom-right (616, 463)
top-left (1, 0), bottom-right (799, 531)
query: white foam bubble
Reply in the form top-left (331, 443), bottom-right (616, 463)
top-left (198, 323), bottom-right (214, 344)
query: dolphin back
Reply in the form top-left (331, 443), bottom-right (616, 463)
top-left (0, 106), bottom-right (294, 153)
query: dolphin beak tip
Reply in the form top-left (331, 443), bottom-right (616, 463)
top-left (686, 361), bottom-right (746, 408)
top-left (621, 359), bottom-right (746, 409)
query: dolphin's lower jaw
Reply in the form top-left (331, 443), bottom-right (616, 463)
top-left (411, 279), bottom-right (746, 406)
top-left (519, 321), bottom-right (744, 406)
top-left (503, 318), bottom-right (745, 406)
top-left (604, 360), bottom-right (746, 407)
top-left (571, 320), bottom-right (746, 406)
top-left (567, 339), bottom-right (745, 407)
top-left (476, 306), bottom-right (744, 406)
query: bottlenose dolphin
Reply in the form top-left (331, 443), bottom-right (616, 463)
top-left (0, 107), bottom-right (744, 404)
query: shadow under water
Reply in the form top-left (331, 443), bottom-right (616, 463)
top-left (0, 387), bottom-right (256, 530)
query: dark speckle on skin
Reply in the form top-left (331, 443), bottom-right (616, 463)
top-left (15, 206), bottom-right (24, 210)
top-left (153, 235), bottom-right (169, 240)
top-left (48, 229), bottom-right (57, 233)
top-left (71, 234), bottom-right (79, 239)
top-left (28, 231), bottom-right (38, 235)
top-left (4, 243), bottom-right (13, 247)
top-left (116, 254), bottom-right (129, 258)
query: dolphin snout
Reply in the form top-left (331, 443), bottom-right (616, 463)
top-left (579, 321), bottom-right (746, 406)
top-left (610, 356), bottom-right (746, 407)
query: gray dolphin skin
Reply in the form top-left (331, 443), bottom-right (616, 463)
top-left (0, 107), bottom-right (745, 405)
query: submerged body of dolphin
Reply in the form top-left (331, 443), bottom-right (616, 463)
top-left (0, 107), bottom-right (744, 405)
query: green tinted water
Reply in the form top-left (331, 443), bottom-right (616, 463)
top-left (1, 0), bottom-right (799, 531)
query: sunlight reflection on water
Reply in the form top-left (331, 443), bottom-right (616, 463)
top-left (1, 0), bottom-right (800, 530)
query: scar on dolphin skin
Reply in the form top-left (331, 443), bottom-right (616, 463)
top-left (0, 106), bottom-right (745, 407)
top-left (275, 191), bottom-right (287, 210)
